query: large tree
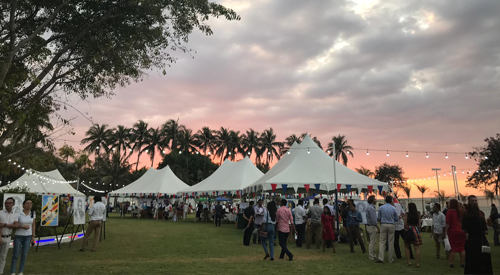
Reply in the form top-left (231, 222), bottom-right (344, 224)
top-left (80, 123), bottom-right (112, 156)
top-left (142, 127), bottom-right (163, 168)
top-left (0, 0), bottom-right (239, 147)
top-left (110, 125), bottom-right (131, 158)
top-left (130, 120), bottom-right (149, 171)
top-left (241, 129), bottom-right (261, 159)
top-left (58, 144), bottom-right (75, 164)
top-left (374, 163), bottom-right (406, 189)
top-left (260, 128), bottom-right (282, 165)
top-left (327, 135), bottom-right (354, 166)
top-left (466, 134), bottom-right (500, 195)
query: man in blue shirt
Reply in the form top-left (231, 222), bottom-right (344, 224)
top-left (376, 196), bottom-right (399, 263)
top-left (365, 195), bottom-right (379, 260)
top-left (346, 204), bottom-right (366, 253)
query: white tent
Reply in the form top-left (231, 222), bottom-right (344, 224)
top-left (180, 157), bottom-right (263, 195)
top-left (109, 165), bottom-right (189, 196)
top-left (1, 169), bottom-right (84, 196)
top-left (245, 135), bottom-right (390, 194)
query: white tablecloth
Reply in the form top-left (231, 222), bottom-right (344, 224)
top-left (226, 214), bottom-right (236, 222)
top-left (421, 219), bottom-right (433, 227)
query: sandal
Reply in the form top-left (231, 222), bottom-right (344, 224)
top-left (406, 263), bottom-right (412, 266)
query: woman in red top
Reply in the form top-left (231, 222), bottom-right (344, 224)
top-left (321, 206), bottom-right (336, 253)
top-left (444, 199), bottom-right (465, 268)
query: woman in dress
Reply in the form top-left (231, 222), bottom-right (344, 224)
top-left (321, 206), bottom-right (336, 253)
top-left (444, 199), bottom-right (466, 268)
top-left (404, 203), bottom-right (422, 267)
top-left (462, 199), bottom-right (493, 274)
top-left (261, 201), bottom-right (277, 260)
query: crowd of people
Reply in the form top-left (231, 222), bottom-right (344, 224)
top-left (239, 195), bottom-right (497, 274)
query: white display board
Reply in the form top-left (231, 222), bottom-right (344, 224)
top-left (73, 197), bottom-right (86, 225)
top-left (354, 200), bottom-right (369, 224)
top-left (3, 193), bottom-right (25, 214)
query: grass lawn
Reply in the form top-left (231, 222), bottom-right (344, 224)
top-left (15, 213), bottom-right (500, 274)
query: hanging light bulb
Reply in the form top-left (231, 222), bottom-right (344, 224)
top-left (386, 150), bottom-right (389, 157)
top-left (179, 151), bottom-right (182, 154)
top-left (208, 152), bottom-right (211, 155)
top-left (406, 151), bottom-right (409, 158)
top-left (366, 149), bottom-right (369, 156)
top-left (426, 152), bottom-right (430, 158)
top-left (327, 150), bottom-right (330, 154)
top-left (268, 152), bottom-right (271, 155)
top-left (196, 151), bottom-right (200, 155)
top-left (162, 150), bottom-right (165, 154)
top-left (307, 148), bottom-right (310, 154)
top-left (228, 152), bottom-right (232, 155)
top-left (287, 151), bottom-right (291, 155)
top-left (247, 151), bottom-right (250, 155)
top-left (96, 146), bottom-right (100, 149)
top-left (462, 170), bottom-right (464, 174)
top-left (485, 156), bottom-right (489, 159)
top-left (129, 148), bottom-right (132, 152)
top-left (465, 153), bottom-right (468, 159)
top-left (445, 153), bottom-right (448, 159)
top-left (8, 159), bottom-right (11, 162)
top-left (146, 149), bottom-right (149, 153)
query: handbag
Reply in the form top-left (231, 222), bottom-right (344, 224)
top-left (479, 215), bottom-right (490, 254)
top-left (444, 236), bottom-right (451, 251)
top-left (259, 211), bottom-right (269, 238)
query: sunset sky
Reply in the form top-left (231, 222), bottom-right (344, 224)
top-left (54, 0), bottom-right (500, 198)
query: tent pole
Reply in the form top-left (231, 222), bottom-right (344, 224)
top-left (332, 143), bottom-right (339, 233)
top-left (156, 194), bottom-right (159, 221)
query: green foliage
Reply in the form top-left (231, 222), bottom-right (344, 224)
top-left (327, 135), bottom-right (354, 165)
top-left (374, 163), bottom-right (406, 189)
top-left (466, 133), bottom-right (500, 195)
top-left (0, 0), bottom-right (240, 146)
top-left (157, 151), bottom-right (218, 186)
top-left (256, 162), bottom-right (270, 174)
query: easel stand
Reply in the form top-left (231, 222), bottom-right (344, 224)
top-left (69, 223), bottom-right (85, 248)
top-left (99, 221), bottom-right (106, 241)
top-left (57, 210), bottom-right (74, 248)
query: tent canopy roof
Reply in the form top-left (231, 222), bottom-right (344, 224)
top-left (1, 169), bottom-right (84, 196)
top-left (181, 157), bottom-right (263, 194)
top-left (246, 135), bottom-right (389, 193)
top-left (110, 165), bottom-right (189, 196)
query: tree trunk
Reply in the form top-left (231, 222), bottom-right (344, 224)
top-left (421, 194), bottom-right (425, 215)
top-left (135, 151), bottom-right (142, 171)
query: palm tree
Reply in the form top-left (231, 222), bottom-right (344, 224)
top-left (12, 108), bottom-right (54, 148)
top-left (227, 130), bottom-right (242, 160)
top-left (327, 135), bottom-right (354, 165)
top-left (402, 184), bottom-right (412, 200)
top-left (194, 127), bottom-right (217, 156)
top-left (260, 127), bottom-right (283, 165)
top-left (131, 120), bottom-right (149, 171)
top-left (58, 144), bottom-right (76, 164)
top-left (142, 127), bottom-right (164, 168)
top-left (281, 134), bottom-right (301, 155)
top-left (484, 190), bottom-right (495, 205)
top-left (355, 166), bottom-right (374, 178)
top-left (241, 129), bottom-right (261, 158)
top-left (434, 190), bottom-right (450, 207)
top-left (415, 184), bottom-right (429, 214)
top-left (98, 151), bottom-right (133, 193)
top-left (110, 125), bottom-right (131, 158)
top-left (81, 124), bottom-right (113, 156)
top-left (215, 127), bottom-right (232, 164)
top-left (162, 119), bottom-right (185, 151)
top-left (179, 128), bottom-right (199, 169)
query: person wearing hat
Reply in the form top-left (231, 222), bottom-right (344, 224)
top-left (253, 199), bottom-right (266, 244)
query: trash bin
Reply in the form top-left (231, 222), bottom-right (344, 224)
top-left (237, 213), bottom-right (247, 229)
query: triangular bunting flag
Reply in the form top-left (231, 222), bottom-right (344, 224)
top-left (282, 184), bottom-right (288, 194)
top-left (314, 184), bottom-right (321, 192)
top-left (368, 186), bottom-right (373, 194)
top-left (271, 184), bottom-right (277, 192)
top-left (304, 184), bottom-right (310, 193)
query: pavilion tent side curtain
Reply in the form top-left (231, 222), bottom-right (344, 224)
top-left (0, 169), bottom-right (84, 196)
top-left (247, 135), bottom-right (389, 193)
top-left (180, 157), bottom-right (263, 194)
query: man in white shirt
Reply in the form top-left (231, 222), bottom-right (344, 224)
top-left (431, 203), bottom-right (446, 259)
top-left (80, 196), bottom-right (106, 252)
top-left (294, 199), bottom-right (307, 247)
top-left (0, 197), bottom-right (19, 273)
